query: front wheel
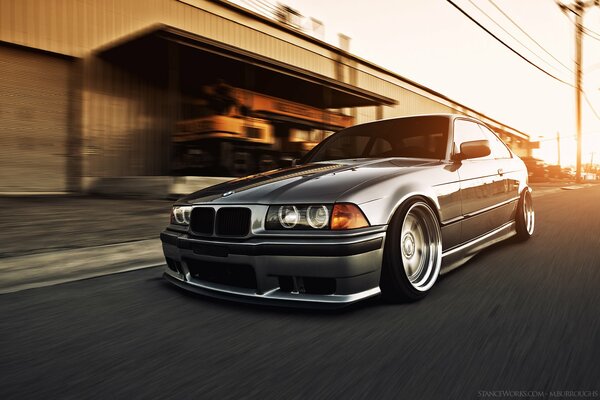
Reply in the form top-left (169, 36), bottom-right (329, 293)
top-left (514, 189), bottom-right (534, 241)
top-left (380, 199), bottom-right (442, 302)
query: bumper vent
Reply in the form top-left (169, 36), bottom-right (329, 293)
top-left (190, 207), bottom-right (215, 236)
top-left (186, 259), bottom-right (257, 289)
top-left (277, 276), bottom-right (336, 295)
top-left (216, 207), bottom-right (251, 237)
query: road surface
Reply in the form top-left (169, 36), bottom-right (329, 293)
top-left (1, 186), bottom-right (599, 399)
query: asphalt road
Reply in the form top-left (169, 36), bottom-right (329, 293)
top-left (2, 186), bottom-right (600, 399)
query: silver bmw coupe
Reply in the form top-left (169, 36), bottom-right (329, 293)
top-left (161, 114), bottom-right (534, 306)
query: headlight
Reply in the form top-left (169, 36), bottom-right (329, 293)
top-left (171, 206), bottom-right (191, 225)
top-left (266, 204), bottom-right (368, 230)
top-left (278, 205), bottom-right (299, 228)
top-left (267, 204), bottom-right (332, 230)
top-left (306, 205), bottom-right (329, 229)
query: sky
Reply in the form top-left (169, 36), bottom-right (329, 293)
top-left (236, 0), bottom-right (600, 166)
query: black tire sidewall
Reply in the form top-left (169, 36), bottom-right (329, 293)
top-left (380, 197), bottom-right (440, 302)
top-left (515, 190), bottom-right (533, 241)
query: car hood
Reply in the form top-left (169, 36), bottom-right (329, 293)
top-left (179, 158), bottom-right (438, 205)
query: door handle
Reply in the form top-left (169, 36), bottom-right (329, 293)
top-left (498, 168), bottom-right (504, 176)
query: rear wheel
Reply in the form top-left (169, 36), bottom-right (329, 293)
top-left (515, 189), bottom-right (534, 241)
top-left (380, 199), bottom-right (442, 302)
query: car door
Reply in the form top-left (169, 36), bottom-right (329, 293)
top-left (453, 118), bottom-right (506, 243)
top-left (478, 124), bottom-right (521, 225)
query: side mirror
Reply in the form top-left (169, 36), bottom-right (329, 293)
top-left (458, 140), bottom-right (491, 160)
top-left (279, 157), bottom-right (298, 168)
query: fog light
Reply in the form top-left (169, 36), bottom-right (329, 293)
top-left (278, 205), bottom-right (299, 228)
top-left (171, 206), bottom-right (192, 225)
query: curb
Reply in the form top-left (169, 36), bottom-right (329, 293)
top-left (531, 183), bottom-right (597, 198)
top-left (0, 239), bottom-right (165, 294)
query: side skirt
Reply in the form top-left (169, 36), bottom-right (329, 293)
top-left (440, 221), bottom-right (516, 275)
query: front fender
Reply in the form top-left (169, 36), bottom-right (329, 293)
top-left (335, 164), bottom-right (460, 227)
top-left (355, 185), bottom-right (442, 227)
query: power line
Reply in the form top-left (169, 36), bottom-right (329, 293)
top-left (555, 2), bottom-right (600, 122)
top-left (446, 0), bottom-right (574, 87)
top-left (556, 0), bottom-right (600, 181)
top-left (557, 8), bottom-right (600, 42)
top-left (467, 0), bottom-right (569, 76)
top-left (583, 91), bottom-right (600, 119)
top-left (582, 24), bottom-right (600, 38)
top-left (583, 27), bottom-right (600, 42)
top-left (486, 0), bottom-right (574, 73)
top-left (447, 0), bottom-right (600, 122)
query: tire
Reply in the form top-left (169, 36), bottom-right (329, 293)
top-left (380, 198), bottom-right (442, 302)
top-left (514, 189), bottom-right (534, 241)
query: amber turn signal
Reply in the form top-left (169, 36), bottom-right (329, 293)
top-left (331, 203), bottom-right (370, 230)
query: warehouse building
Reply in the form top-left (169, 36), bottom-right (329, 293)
top-left (0, 0), bottom-right (532, 194)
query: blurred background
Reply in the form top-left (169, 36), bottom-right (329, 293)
top-left (2, 0), bottom-right (575, 199)
top-left (2, 2), bottom-right (600, 398)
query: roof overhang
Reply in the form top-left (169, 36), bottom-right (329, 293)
top-left (96, 25), bottom-right (396, 109)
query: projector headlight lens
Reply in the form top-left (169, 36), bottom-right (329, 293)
top-left (278, 205), bottom-right (299, 228)
top-left (306, 205), bottom-right (329, 229)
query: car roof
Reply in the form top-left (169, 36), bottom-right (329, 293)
top-left (355, 113), bottom-right (483, 127)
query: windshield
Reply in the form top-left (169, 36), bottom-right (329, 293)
top-left (303, 116), bottom-right (450, 163)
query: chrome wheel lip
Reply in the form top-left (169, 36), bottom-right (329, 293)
top-left (400, 202), bottom-right (442, 292)
top-left (524, 191), bottom-right (535, 235)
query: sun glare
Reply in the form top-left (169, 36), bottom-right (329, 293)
top-left (534, 133), bottom-right (600, 167)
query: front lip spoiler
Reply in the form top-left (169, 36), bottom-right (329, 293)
top-left (163, 273), bottom-right (381, 309)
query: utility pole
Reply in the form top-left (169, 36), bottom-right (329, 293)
top-left (556, 131), bottom-right (561, 166)
top-left (557, 0), bottom-right (599, 182)
top-left (574, 2), bottom-right (583, 182)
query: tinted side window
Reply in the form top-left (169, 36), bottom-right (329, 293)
top-left (479, 125), bottom-right (512, 159)
top-left (453, 119), bottom-right (492, 160)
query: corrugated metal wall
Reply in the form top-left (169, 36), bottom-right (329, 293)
top-left (0, 0), bottom-right (336, 77)
top-left (82, 56), bottom-right (172, 176)
top-left (0, 0), bottom-right (472, 113)
top-left (0, 0), bottom-right (530, 178)
top-left (0, 44), bottom-right (71, 192)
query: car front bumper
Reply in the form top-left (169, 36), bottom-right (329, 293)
top-left (160, 227), bottom-right (386, 307)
